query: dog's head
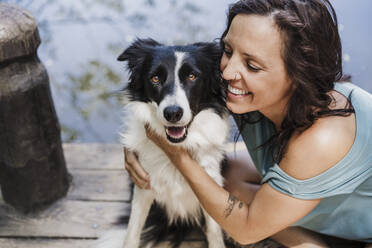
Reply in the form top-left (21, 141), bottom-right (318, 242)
top-left (118, 38), bottom-right (226, 143)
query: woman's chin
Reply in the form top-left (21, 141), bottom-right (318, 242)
top-left (226, 100), bottom-right (256, 114)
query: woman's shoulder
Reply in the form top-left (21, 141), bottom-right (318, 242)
top-left (279, 105), bottom-right (356, 180)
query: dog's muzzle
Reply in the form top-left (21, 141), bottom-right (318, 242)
top-left (163, 105), bottom-right (188, 143)
top-left (164, 105), bottom-right (183, 123)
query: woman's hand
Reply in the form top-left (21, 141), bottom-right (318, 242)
top-left (124, 147), bottom-right (151, 189)
top-left (145, 124), bottom-right (190, 166)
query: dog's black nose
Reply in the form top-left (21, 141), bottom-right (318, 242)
top-left (164, 105), bottom-right (183, 123)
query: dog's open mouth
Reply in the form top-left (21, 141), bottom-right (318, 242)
top-left (165, 126), bottom-right (188, 143)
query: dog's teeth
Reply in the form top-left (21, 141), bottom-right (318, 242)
top-left (166, 126), bottom-right (187, 139)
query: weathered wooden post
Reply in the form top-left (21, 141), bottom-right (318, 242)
top-left (0, 3), bottom-right (70, 212)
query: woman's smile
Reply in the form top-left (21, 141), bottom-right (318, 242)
top-left (227, 84), bottom-right (253, 99)
top-left (220, 14), bottom-right (294, 127)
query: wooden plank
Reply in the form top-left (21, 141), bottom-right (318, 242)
top-left (0, 239), bottom-right (94, 248)
top-left (0, 239), bottom-right (209, 248)
top-left (64, 143), bottom-right (248, 202)
top-left (63, 142), bottom-right (247, 170)
top-left (1, 142), bottom-right (276, 248)
top-left (63, 143), bottom-right (124, 170)
top-left (0, 237), bottom-right (284, 248)
top-left (67, 169), bottom-right (131, 202)
top-left (0, 200), bottom-right (128, 238)
top-left (157, 241), bottom-right (206, 248)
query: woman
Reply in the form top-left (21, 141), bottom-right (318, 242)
top-left (124, 0), bottom-right (372, 247)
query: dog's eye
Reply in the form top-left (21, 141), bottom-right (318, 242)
top-left (188, 73), bottom-right (196, 81)
top-left (151, 75), bottom-right (160, 84)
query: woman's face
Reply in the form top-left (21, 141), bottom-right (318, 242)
top-left (220, 14), bottom-right (294, 119)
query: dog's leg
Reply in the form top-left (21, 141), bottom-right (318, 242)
top-left (203, 209), bottom-right (226, 248)
top-left (122, 186), bottom-right (154, 248)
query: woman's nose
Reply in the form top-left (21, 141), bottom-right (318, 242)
top-left (221, 58), bottom-right (242, 82)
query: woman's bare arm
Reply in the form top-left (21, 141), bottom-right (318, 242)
top-left (224, 150), bottom-right (261, 204)
top-left (169, 152), bottom-right (320, 244)
top-left (144, 113), bottom-right (355, 244)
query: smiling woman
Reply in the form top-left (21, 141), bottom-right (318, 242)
top-left (124, 0), bottom-right (372, 247)
top-left (220, 0), bottom-right (356, 163)
top-left (221, 14), bottom-right (293, 124)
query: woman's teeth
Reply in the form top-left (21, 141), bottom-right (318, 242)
top-left (228, 85), bottom-right (251, 95)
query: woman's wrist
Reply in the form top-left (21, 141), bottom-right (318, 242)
top-left (169, 148), bottom-right (192, 168)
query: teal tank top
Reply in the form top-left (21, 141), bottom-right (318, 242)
top-left (237, 82), bottom-right (372, 242)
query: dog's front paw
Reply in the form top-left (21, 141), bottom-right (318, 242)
top-left (208, 241), bottom-right (226, 248)
top-left (207, 238), bottom-right (226, 248)
top-left (122, 239), bottom-right (140, 248)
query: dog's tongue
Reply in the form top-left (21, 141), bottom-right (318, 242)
top-left (167, 127), bottom-right (185, 138)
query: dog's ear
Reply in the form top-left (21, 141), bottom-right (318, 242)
top-left (118, 38), bottom-right (161, 101)
top-left (193, 42), bottom-right (227, 109)
top-left (193, 42), bottom-right (222, 77)
top-left (193, 42), bottom-right (222, 63)
top-left (193, 42), bottom-right (222, 80)
top-left (117, 38), bottom-right (160, 72)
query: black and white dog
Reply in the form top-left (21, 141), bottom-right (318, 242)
top-left (95, 38), bottom-right (229, 248)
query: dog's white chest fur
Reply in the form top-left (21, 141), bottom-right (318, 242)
top-left (120, 101), bottom-right (229, 223)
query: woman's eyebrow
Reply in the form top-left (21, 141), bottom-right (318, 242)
top-left (243, 53), bottom-right (267, 68)
top-left (223, 37), bottom-right (267, 69)
top-left (222, 38), bottom-right (231, 46)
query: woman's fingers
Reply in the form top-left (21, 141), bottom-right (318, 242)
top-left (145, 124), bottom-right (166, 146)
top-left (127, 165), bottom-right (150, 189)
top-left (125, 161), bottom-right (150, 189)
top-left (125, 150), bottom-right (150, 182)
top-left (144, 124), bottom-right (190, 165)
top-left (144, 124), bottom-right (158, 142)
top-left (124, 148), bottom-right (150, 189)
top-left (144, 124), bottom-right (172, 153)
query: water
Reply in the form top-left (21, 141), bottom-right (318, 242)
top-left (3, 0), bottom-right (371, 143)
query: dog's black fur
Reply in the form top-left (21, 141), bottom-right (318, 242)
top-left (114, 38), bottom-right (231, 248)
top-left (118, 38), bottom-right (226, 117)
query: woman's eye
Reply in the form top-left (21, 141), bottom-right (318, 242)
top-left (223, 48), bottom-right (232, 57)
top-left (188, 73), bottom-right (196, 81)
top-left (246, 62), bottom-right (261, 72)
top-left (151, 75), bottom-right (160, 83)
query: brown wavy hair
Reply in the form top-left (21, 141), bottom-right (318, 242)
top-left (220, 0), bottom-right (354, 163)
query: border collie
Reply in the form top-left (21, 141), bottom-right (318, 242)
top-left (94, 38), bottom-right (229, 248)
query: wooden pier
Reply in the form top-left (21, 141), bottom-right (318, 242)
top-left (0, 143), bottom-right (281, 248)
top-left (0, 143), bottom-right (364, 248)
top-left (0, 144), bottom-right (126, 248)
